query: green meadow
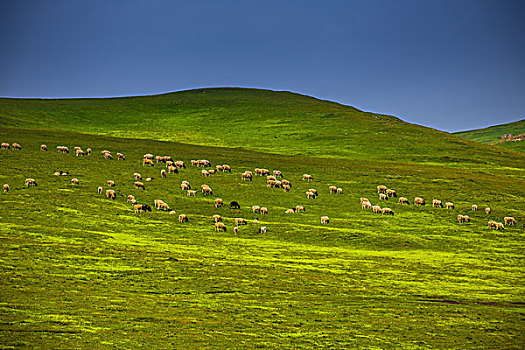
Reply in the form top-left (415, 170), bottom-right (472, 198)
top-left (455, 119), bottom-right (525, 152)
top-left (0, 89), bottom-right (524, 349)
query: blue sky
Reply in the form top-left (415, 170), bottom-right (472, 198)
top-left (1, 0), bottom-right (524, 132)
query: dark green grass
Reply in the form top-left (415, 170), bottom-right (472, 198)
top-left (1, 88), bottom-right (523, 168)
top-left (0, 127), bottom-right (524, 349)
top-left (455, 119), bottom-right (525, 152)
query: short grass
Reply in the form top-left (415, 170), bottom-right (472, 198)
top-left (455, 119), bottom-right (525, 152)
top-left (0, 126), bottom-right (524, 349)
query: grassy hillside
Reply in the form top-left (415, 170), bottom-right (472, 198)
top-left (1, 88), bottom-right (523, 170)
top-left (1, 89), bottom-right (524, 348)
top-left (455, 119), bottom-right (525, 152)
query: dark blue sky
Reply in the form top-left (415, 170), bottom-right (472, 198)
top-left (1, 0), bottom-right (524, 132)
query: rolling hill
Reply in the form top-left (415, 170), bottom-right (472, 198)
top-left (0, 88), bottom-right (524, 348)
top-left (1, 88), bottom-right (523, 171)
top-left (455, 119), bottom-right (525, 152)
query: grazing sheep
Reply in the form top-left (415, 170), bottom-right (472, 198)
top-left (75, 149), bottom-right (85, 156)
top-left (281, 179), bottom-right (291, 187)
top-left (386, 189), bottom-right (397, 198)
top-left (252, 205), bottom-right (261, 213)
top-left (201, 170), bottom-right (210, 177)
top-left (273, 170), bottom-right (283, 178)
top-left (214, 198), bottom-right (224, 208)
top-left (329, 185), bottom-right (337, 194)
top-left (161, 169), bottom-right (167, 178)
top-left (143, 158), bottom-right (154, 166)
top-left (133, 173), bottom-right (142, 180)
top-left (40, 144), bottom-right (48, 151)
top-left (382, 208), bottom-right (394, 216)
top-left (143, 153), bottom-right (154, 160)
top-left (167, 166), bottom-right (179, 174)
top-left (71, 178), bottom-right (79, 185)
top-left (202, 186), bottom-right (213, 196)
top-left (336, 188), bottom-right (343, 194)
top-left (495, 222), bottom-right (505, 230)
top-left (25, 178), bottom-right (37, 188)
top-left (169, 210), bottom-right (176, 215)
top-left (222, 164), bottom-right (231, 172)
top-left (303, 174), bottom-right (313, 181)
top-left (127, 195), bottom-right (135, 203)
top-left (117, 153), bottom-right (125, 160)
top-left (320, 216), bottom-right (330, 224)
top-left (3, 184), bottom-right (9, 193)
top-left (377, 185), bottom-right (387, 194)
top-left (230, 201), bottom-right (240, 209)
top-left (57, 146), bottom-right (69, 153)
top-left (504, 217), bottom-right (516, 225)
top-left (166, 160), bottom-right (174, 168)
top-left (178, 214), bottom-right (188, 223)
top-left (258, 168), bottom-right (270, 176)
top-left (208, 169), bottom-right (216, 175)
top-left (53, 171), bottom-right (62, 176)
top-left (295, 205), bottom-right (305, 212)
top-left (213, 214), bottom-right (222, 223)
top-left (267, 175), bottom-right (277, 182)
top-left (444, 202), bottom-right (454, 209)
top-left (234, 226), bottom-right (239, 234)
top-left (1, 142), bottom-right (10, 149)
top-left (260, 207), bottom-right (268, 215)
top-left (285, 209), bottom-right (295, 214)
top-left (215, 165), bottom-right (224, 172)
top-left (414, 197), bottom-right (425, 206)
top-left (181, 183), bottom-right (190, 191)
top-left (360, 197), bottom-right (369, 203)
top-left (215, 222), bottom-right (227, 232)
top-left (12, 143), bottom-right (21, 150)
top-left (187, 190), bottom-right (197, 197)
top-left (235, 218), bottom-right (247, 226)
top-left (471, 205), bottom-right (478, 211)
top-left (259, 226), bottom-right (267, 233)
top-left (241, 171), bottom-right (253, 181)
top-left (457, 215), bottom-right (470, 223)
top-left (174, 160), bottom-right (185, 169)
top-left (86, 148), bottom-right (92, 155)
top-left (106, 189), bottom-right (116, 199)
top-left (432, 199), bottom-right (443, 208)
top-left (485, 207), bottom-right (491, 214)
top-left (158, 202), bottom-right (170, 211)
top-left (372, 205), bottom-right (382, 213)
top-left (282, 184), bottom-right (291, 192)
top-left (487, 220), bottom-right (497, 229)
top-left (154, 199), bottom-right (164, 209)
top-left (97, 186), bottom-right (103, 194)
top-left (146, 177), bottom-right (154, 182)
top-left (306, 191), bottom-right (316, 199)
top-left (361, 201), bottom-right (372, 210)
top-left (398, 197), bottom-right (409, 205)
top-left (134, 204), bottom-right (152, 213)
top-left (134, 182), bottom-right (145, 190)
top-left (107, 180), bottom-right (115, 187)
top-left (379, 193), bottom-right (387, 201)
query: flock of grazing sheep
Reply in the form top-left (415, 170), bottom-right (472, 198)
top-left (1, 141), bottom-right (518, 233)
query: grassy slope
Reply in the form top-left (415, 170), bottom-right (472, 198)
top-left (1, 88), bottom-right (523, 169)
top-left (455, 119), bottom-right (525, 152)
top-left (0, 89), bottom-right (524, 348)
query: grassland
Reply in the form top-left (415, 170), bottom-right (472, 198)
top-left (0, 89), bottom-right (524, 349)
top-left (455, 119), bottom-right (525, 152)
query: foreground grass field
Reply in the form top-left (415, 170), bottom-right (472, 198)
top-left (1, 126), bottom-right (524, 349)
top-left (1, 89), bottom-right (524, 348)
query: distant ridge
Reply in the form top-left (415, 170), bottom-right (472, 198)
top-left (455, 119), bottom-right (525, 152)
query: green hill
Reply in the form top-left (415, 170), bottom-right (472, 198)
top-left (455, 119), bottom-right (525, 152)
top-left (1, 88), bottom-right (523, 169)
top-left (0, 88), bottom-right (524, 348)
